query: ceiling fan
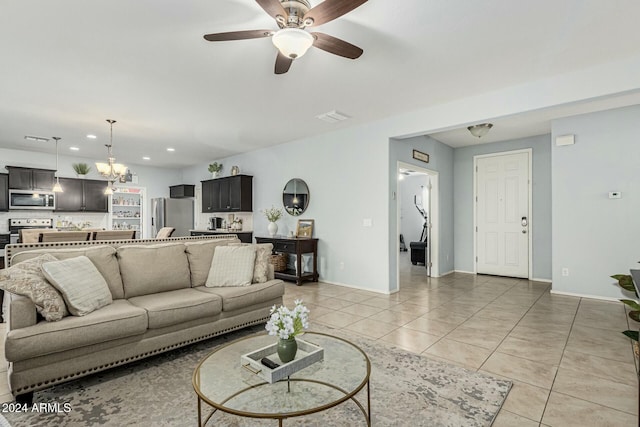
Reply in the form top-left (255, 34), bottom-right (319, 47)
top-left (203, 0), bottom-right (368, 74)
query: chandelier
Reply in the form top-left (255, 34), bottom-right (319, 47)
top-left (95, 119), bottom-right (127, 195)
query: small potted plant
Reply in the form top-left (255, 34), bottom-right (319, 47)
top-left (208, 162), bottom-right (223, 178)
top-left (72, 163), bottom-right (91, 178)
top-left (261, 206), bottom-right (283, 237)
top-left (612, 270), bottom-right (640, 345)
top-left (265, 300), bottom-right (310, 362)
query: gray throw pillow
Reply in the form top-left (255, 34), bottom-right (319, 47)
top-left (0, 254), bottom-right (69, 321)
top-left (42, 256), bottom-right (113, 316)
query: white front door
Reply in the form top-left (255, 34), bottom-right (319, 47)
top-left (476, 151), bottom-right (530, 278)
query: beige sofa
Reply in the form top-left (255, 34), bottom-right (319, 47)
top-left (2, 235), bottom-right (284, 402)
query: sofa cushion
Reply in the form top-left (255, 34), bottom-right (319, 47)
top-left (42, 256), bottom-right (113, 316)
top-left (5, 299), bottom-right (147, 361)
top-left (0, 254), bottom-right (69, 322)
top-left (206, 245), bottom-right (256, 287)
top-left (118, 243), bottom-right (191, 298)
top-left (195, 279), bottom-right (285, 312)
top-left (10, 245), bottom-right (125, 299)
top-left (128, 288), bottom-right (222, 329)
top-left (184, 238), bottom-right (240, 287)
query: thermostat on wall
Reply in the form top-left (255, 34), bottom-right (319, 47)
top-left (609, 191), bottom-right (622, 199)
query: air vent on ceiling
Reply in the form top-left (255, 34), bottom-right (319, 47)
top-left (316, 110), bottom-right (351, 123)
top-left (24, 135), bottom-right (50, 142)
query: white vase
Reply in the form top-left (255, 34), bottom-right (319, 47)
top-left (211, 171), bottom-right (219, 179)
top-left (268, 222), bottom-right (278, 237)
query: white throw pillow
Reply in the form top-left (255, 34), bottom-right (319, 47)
top-left (42, 256), bottom-right (113, 316)
top-left (206, 245), bottom-right (257, 287)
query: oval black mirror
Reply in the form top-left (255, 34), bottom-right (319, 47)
top-left (283, 178), bottom-right (309, 216)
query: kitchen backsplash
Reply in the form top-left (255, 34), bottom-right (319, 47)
top-left (194, 211), bottom-right (253, 232)
top-left (0, 211), bottom-right (109, 233)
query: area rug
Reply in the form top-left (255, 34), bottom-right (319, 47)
top-left (3, 325), bottom-right (511, 426)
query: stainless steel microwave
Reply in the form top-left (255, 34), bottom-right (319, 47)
top-left (9, 190), bottom-right (56, 210)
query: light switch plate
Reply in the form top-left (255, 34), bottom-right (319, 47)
top-left (363, 218), bottom-right (373, 227)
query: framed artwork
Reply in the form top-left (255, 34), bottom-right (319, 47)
top-left (412, 149), bottom-right (429, 163)
top-left (296, 219), bottom-right (314, 238)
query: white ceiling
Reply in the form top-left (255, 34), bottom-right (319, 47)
top-left (1, 0), bottom-right (639, 168)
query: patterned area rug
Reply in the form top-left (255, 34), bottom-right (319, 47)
top-left (4, 325), bottom-right (511, 426)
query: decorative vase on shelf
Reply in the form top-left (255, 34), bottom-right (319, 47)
top-left (277, 337), bottom-right (298, 363)
top-left (211, 171), bottom-right (220, 179)
top-left (268, 221), bottom-right (278, 237)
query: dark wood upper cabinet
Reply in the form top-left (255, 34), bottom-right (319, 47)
top-left (6, 166), bottom-right (55, 190)
top-left (55, 178), bottom-right (108, 213)
top-left (55, 178), bottom-right (83, 211)
top-left (0, 174), bottom-right (8, 212)
top-left (82, 180), bottom-right (109, 212)
top-left (201, 175), bottom-right (252, 213)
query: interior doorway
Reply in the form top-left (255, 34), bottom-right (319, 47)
top-left (396, 161), bottom-right (439, 288)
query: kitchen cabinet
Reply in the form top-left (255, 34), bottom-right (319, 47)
top-left (201, 175), bottom-right (252, 213)
top-left (0, 174), bottom-right (8, 211)
top-left (170, 184), bottom-right (195, 198)
top-left (6, 166), bottom-right (55, 190)
top-left (55, 178), bottom-right (108, 212)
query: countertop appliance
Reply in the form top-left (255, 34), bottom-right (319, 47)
top-left (9, 190), bottom-right (55, 210)
top-left (208, 217), bottom-right (224, 231)
top-left (8, 218), bottom-right (54, 244)
top-left (151, 198), bottom-right (194, 238)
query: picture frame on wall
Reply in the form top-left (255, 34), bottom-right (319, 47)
top-left (296, 219), bottom-right (314, 238)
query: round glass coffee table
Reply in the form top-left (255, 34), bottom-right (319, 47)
top-left (193, 332), bottom-right (371, 426)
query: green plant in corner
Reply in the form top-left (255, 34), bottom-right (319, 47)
top-left (612, 269), bottom-right (640, 342)
top-left (72, 163), bottom-right (91, 175)
top-left (208, 162), bottom-right (223, 173)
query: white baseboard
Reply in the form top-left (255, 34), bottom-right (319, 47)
top-left (439, 270), bottom-right (455, 277)
top-left (532, 277), bottom-right (552, 283)
top-left (316, 280), bottom-right (393, 295)
top-left (454, 270), bottom-right (475, 275)
top-left (550, 290), bottom-right (621, 302)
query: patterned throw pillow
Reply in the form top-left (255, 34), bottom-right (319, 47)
top-left (42, 256), bottom-right (113, 316)
top-left (253, 243), bottom-right (273, 284)
top-left (0, 254), bottom-right (69, 321)
top-left (206, 245), bottom-right (257, 287)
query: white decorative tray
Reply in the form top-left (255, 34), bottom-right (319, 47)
top-left (240, 338), bottom-right (324, 384)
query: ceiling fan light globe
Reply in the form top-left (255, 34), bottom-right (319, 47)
top-left (272, 28), bottom-right (314, 59)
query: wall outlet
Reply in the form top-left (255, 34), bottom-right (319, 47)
top-left (339, 262), bottom-right (345, 270)
top-left (562, 268), bottom-right (569, 277)
top-left (363, 218), bottom-right (373, 227)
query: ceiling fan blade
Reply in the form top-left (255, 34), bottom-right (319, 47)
top-left (255, 0), bottom-right (288, 22)
top-left (275, 52), bottom-right (293, 74)
top-left (303, 0), bottom-right (368, 27)
top-left (204, 29), bottom-right (273, 42)
top-left (312, 32), bottom-right (363, 59)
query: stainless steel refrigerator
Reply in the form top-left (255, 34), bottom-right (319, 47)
top-left (151, 198), bottom-right (194, 238)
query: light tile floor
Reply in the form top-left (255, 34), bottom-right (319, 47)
top-left (282, 254), bottom-right (639, 426)
top-left (0, 253), bottom-right (636, 426)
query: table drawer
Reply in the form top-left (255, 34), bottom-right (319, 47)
top-left (274, 241), bottom-right (295, 253)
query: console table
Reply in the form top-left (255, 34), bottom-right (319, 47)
top-left (255, 236), bottom-right (319, 286)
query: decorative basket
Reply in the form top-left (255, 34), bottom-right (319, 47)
top-left (270, 253), bottom-right (287, 272)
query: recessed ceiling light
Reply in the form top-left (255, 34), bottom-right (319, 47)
top-left (86, 134), bottom-right (97, 139)
top-left (69, 147), bottom-right (80, 151)
top-left (167, 148), bottom-right (175, 152)
top-left (24, 135), bottom-right (50, 142)
top-left (142, 156), bottom-right (150, 160)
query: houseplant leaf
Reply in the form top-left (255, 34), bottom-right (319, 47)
top-left (622, 330), bottom-right (639, 341)
top-left (612, 274), bottom-right (636, 294)
top-left (628, 311), bottom-right (640, 323)
top-left (621, 299), bottom-right (640, 311)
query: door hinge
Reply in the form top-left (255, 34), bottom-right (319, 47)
top-left (475, 226), bottom-right (478, 232)
top-left (476, 256), bottom-right (478, 262)
top-left (475, 166), bottom-right (478, 172)
top-left (475, 196), bottom-right (478, 202)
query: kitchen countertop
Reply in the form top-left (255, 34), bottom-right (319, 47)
top-left (190, 229), bottom-right (253, 233)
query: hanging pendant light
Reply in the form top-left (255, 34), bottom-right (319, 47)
top-left (95, 119), bottom-right (126, 194)
top-left (52, 137), bottom-right (63, 193)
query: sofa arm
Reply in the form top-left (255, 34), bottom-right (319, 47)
top-left (5, 292), bottom-right (37, 330)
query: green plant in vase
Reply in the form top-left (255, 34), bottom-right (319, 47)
top-left (612, 271), bottom-right (640, 342)
top-left (208, 162), bottom-right (223, 178)
top-left (72, 163), bottom-right (91, 177)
